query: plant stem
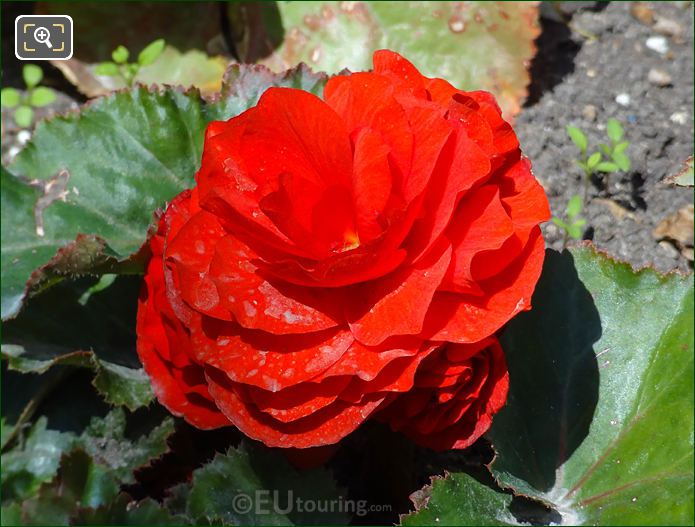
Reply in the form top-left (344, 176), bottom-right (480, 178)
top-left (1, 367), bottom-right (72, 453)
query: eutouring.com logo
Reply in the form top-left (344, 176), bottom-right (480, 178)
top-left (230, 490), bottom-right (391, 517)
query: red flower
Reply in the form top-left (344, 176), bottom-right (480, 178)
top-left (136, 50), bottom-right (549, 450)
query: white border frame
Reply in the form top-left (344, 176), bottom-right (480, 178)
top-left (15, 15), bottom-right (74, 61)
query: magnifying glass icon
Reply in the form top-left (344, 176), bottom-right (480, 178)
top-left (33, 26), bottom-right (53, 49)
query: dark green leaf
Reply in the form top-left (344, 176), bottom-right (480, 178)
top-left (487, 246), bottom-right (694, 525)
top-left (1, 276), bottom-right (152, 410)
top-left (2, 85), bottom-right (207, 319)
top-left (79, 409), bottom-right (174, 484)
top-left (401, 473), bottom-right (515, 526)
top-left (1, 417), bottom-right (76, 502)
top-left (186, 442), bottom-right (350, 525)
top-left (72, 494), bottom-right (185, 525)
top-left (15, 449), bottom-right (121, 525)
top-left (3, 64), bottom-right (324, 319)
top-left (206, 62), bottom-right (327, 123)
top-left (1, 503), bottom-right (22, 525)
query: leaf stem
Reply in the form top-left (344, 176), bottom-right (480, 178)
top-left (1, 367), bottom-right (73, 453)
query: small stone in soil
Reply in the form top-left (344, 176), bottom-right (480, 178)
top-left (653, 16), bottom-right (683, 39)
top-left (645, 35), bottom-right (669, 54)
top-left (582, 104), bottom-right (597, 122)
top-left (670, 111), bottom-right (689, 125)
top-left (647, 68), bottom-right (673, 86)
top-left (630, 3), bottom-right (655, 26)
top-left (615, 93), bottom-right (631, 106)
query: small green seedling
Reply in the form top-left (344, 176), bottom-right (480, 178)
top-left (1, 64), bottom-right (56, 128)
top-left (552, 194), bottom-right (586, 247)
top-left (566, 119), bottom-right (631, 202)
top-left (95, 39), bottom-right (166, 86)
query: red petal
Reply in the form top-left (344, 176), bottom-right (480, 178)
top-left (136, 223), bottom-right (229, 429)
top-left (244, 376), bottom-right (351, 423)
top-left (347, 241), bottom-right (452, 346)
top-left (165, 209), bottom-right (229, 320)
top-left (350, 127), bottom-right (393, 241)
top-left (441, 185), bottom-right (515, 294)
top-left (318, 336), bottom-right (422, 381)
top-left (209, 234), bottom-right (341, 334)
top-left (189, 315), bottom-right (354, 391)
top-left (423, 227), bottom-right (545, 343)
top-left (372, 50), bottom-right (428, 98)
top-left (205, 367), bottom-right (386, 448)
top-left (324, 71), bottom-right (413, 180)
top-left (470, 157), bottom-right (550, 281)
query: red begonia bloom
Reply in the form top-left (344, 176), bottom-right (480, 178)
top-left (136, 50), bottom-right (549, 450)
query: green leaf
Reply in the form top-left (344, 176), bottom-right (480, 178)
top-left (79, 409), bottom-right (174, 484)
top-left (1, 503), bottom-right (22, 526)
top-left (207, 63), bottom-right (327, 122)
top-left (1, 87), bottom-right (21, 108)
top-left (22, 65), bottom-right (43, 89)
top-left (28, 87), bottom-right (56, 108)
top-left (613, 140), bottom-right (629, 154)
top-left (586, 151), bottom-right (601, 170)
top-left (56, 47), bottom-right (228, 98)
top-left (15, 449), bottom-right (121, 524)
top-left (566, 195), bottom-right (583, 219)
top-left (567, 125), bottom-right (588, 153)
top-left (567, 223), bottom-right (583, 239)
top-left (596, 161), bottom-right (619, 173)
top-left (264, 1), bottom-right (539, 119)
top-left (3, 65), bottom-right (324, 319)
top-left (665, 156), bottom-right (694, 187)
top-left (186, 442), bottom-right (350, 525)
top-left (1, 276), bottom-right (153, 410)
top-left (1, 87), bottom-right (205, 319)
top-left (93, 62), bottom-right (120, 76)
top-left (1, 417), bottom-right (76, 502)
top-left (611, 151), bottom-right (631, 172)
top-left (487, 246), bottom-right (694, 525)
top-left (78, 273), bottom-right (116, 305)
top-left (111, 45), bottom-right (130, 64)
top-left (138, 38), bottom-right (166, 66)
top-left (401, 473), bottom-right (515, 526)
top-left (72, 494), bottom-right (185, 525)
top-left (136, 47), bottom-right (227, 95)
top-left (551, 217), bottom-right (568, 230)
top-left (606, 118), bottom-right (624, 143)
top-left (14, 106), bottom-right (33, 128)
